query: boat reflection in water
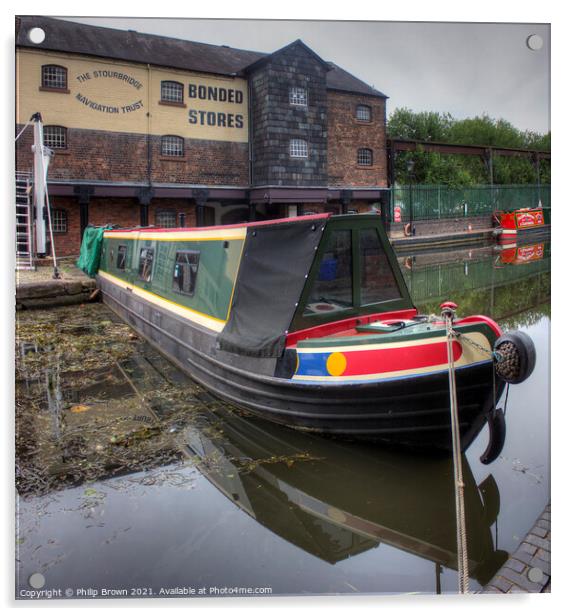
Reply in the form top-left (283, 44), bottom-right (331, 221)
top-left (182, 403), bottom-right (508, 588)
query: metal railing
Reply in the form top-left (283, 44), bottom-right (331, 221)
top-left (391, 184), bottom-right (551, 222)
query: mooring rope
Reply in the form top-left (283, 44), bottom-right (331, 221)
top-left (442, 304), bottom-right (470, 594)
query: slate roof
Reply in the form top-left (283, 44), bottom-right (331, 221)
top-left (16, 15), bottom-right (387, 99)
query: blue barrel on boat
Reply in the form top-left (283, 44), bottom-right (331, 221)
top-left (318, 258), bottom-right (338, 281)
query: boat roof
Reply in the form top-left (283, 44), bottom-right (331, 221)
top-left (104, 213), bottom-right (331, 236)
top-left (102, 213), bottom-right (413, 357)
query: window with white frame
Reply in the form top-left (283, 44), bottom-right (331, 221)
top-left (356, 105), bottom-right (372, 122)
top-left (51, 209), bottom-right (68, 233)
top-left (161, 135), bottom-right (184, 157)
top-left (43, 126), bottom-right (67, 149)
top-left (41, 65), bottom-right (68, 90)
top-left (290, 139), bottom-right (308, 158)
top-left (357, 148), bottom-right (373, 166)
top-left (160, 80), bottom-right (184, 104)
top-left (289, 86), bottom-right (308, 107)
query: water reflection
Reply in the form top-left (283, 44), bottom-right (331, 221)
top-left (15, 239), bottom-right (550, 597)
top-left (184, 406), bottom-right (507, 586)
top-left (398, 240), bottom-right (550, 328)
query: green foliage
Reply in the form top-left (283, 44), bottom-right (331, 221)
top-left (388, 109), bottom-right (551, 186)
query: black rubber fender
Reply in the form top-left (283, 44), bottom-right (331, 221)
top-left (494, 330), bottom-right (537, 384)
top-left (480, 407), bottom-right (506, 465)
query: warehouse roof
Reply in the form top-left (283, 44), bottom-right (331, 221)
top-left (16, 16), bottom-right (387, 99)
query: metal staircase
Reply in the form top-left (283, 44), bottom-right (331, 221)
top-left (16, 171), bottom-right (35, 271)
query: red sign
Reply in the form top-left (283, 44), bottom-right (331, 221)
top-left (516, 209), bottom-right (544, 228)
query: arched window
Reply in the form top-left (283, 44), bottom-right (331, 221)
top-left (357, 148), bottom-right (373, 166)
top-left (43, 126), bottom-right (67, 149)
top-left (161, 135), bottom-right (184, 157)
top-left (160, 81), bottom-right (184, 104)
top-left (356, 105), bottom-right (372, 122)
top-left (41, 64), bottom-right (68, 91)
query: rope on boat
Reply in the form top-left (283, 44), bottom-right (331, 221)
top-left (441, 302), bottom-right (470, 594)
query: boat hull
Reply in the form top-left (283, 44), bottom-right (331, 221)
top-left (99, 274), bottom-right (504, 452)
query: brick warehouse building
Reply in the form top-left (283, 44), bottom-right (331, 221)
top-left (16, 16), bottom-right (389, 256)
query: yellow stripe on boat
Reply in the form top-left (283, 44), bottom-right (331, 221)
top-left (104, 228), bottom-right (247, 242)
top-left (98, 270), bottom-right (226, 332)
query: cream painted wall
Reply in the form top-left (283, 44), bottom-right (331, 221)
top-left (16, 48), bottom-right (249, 143)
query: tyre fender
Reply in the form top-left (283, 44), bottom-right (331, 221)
top-left (494, 331), bottom-right (536, 384)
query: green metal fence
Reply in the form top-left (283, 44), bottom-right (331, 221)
top-left (391, 184), bottom-right (551, 221)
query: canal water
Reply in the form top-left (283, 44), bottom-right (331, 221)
top-left (15, 239), bottom-right (550, 598)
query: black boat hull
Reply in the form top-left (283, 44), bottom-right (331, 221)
top-left (99, 274), bottom-right (504, 451)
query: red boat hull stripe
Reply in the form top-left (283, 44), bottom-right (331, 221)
top-left (341, 340), bottom-right (463, 376)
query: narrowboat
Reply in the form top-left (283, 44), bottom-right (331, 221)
top-left (92, 213), bottom-right (536, 451)
top-left (493, 207), bottom-right (551, 243)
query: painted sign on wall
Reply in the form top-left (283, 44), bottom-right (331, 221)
top-left (75, 69), bottom-right (144, 114)
top-left (16, 49), bottom-right (249, 143)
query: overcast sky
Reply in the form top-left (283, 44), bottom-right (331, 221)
top-left (57, 16), bottom-right (550, 135)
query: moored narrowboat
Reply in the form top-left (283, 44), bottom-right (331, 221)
top-left (93, 213), bottom-right (536, 451)
top-left (493, 207), bottom-right (550, 243)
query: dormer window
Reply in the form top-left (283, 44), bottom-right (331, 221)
top-left (41, 65), bottom-right (68, 92)
top-left (289, 87), bottom-right (308, 107)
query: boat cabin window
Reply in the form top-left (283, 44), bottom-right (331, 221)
top-left (304, 229), bottom-right (353, 316)
top-left (116, 245), bottom-right (127, 270)
top-left (359, 229), bottom-right (402, 305)
top-left (172, 251), bottom-right (200, 296)
top-left (138, 247), bottom-right (155, 282)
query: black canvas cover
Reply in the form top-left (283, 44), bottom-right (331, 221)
top-left (217, 217), bottom-right (326, 357)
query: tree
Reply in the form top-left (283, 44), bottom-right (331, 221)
top-left (388, 108), bottom-right (551, 186)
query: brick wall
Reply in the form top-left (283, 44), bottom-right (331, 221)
top-left (49, 197), bottom-right (81, 257)
top-left (46, 197), bottom-right (203, 257)
top-left (327, 91), bottom-right (387, 188)
top-left (151, 137), bottom-right (248, 185)
top-left (85, 198), bottom-right (139, 229)
top-left (47, 197), bottom-right (142, 257)
top-left (148, 199), bottom-right (197, 228)
top-left (16, 126), bottom-right (249, 186)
